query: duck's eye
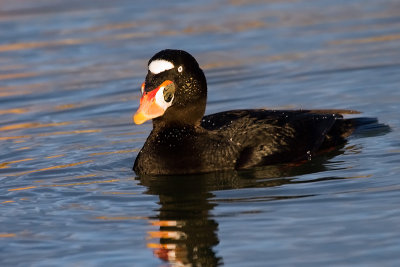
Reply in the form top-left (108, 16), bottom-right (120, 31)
top-left (140, 82), bottom-right (145, 95)
top-left (178, 66), bottom-right (183, 73)
top-left (163, 82), bottom-right (175, 103)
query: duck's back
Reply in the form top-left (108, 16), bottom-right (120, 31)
top-left (201, 109), bottom-right (350, 169)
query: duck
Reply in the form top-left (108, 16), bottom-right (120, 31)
top-left (132, 49), bottom-right (361, 175)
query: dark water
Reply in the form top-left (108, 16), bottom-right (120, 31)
top-left (1, 0), bottom-right (400, 265)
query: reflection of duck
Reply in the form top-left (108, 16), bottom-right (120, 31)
top-left (139, 152), bottom-right (344, 266)
top-left (133, 49), bottom-right (382, 175)
top-left (142, 175), bottom-right (221, 266)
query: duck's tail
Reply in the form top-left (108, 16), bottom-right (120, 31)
top-left (321, 116), bottom-right (390, 149)
top-left (345, 117), bottom-right (391, 138)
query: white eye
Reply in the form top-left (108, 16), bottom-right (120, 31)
top-left (178, 66), bottom-right (183, 73)
top-left (155, 85), bottom-right (174, 111)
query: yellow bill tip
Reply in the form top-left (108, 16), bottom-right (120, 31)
top-left (133, 111), bottom-right (150, 125)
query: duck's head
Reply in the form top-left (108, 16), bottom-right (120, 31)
top-left (133, 49), bottom-right (207, 127)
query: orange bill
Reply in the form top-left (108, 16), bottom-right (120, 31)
top-left (133, 80), bottom-right (173, 124)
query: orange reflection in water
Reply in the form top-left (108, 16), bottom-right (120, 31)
top-left (0, 83), bottom-right (51, 98)
top-left (0, 108), bottom-right (29, 115)
top-left (0, 38), bottom-right (86, 52)
top-left (16, 146), bottom-right (31, 151)
top-left (37, 129), bottom-right (101, 137)
top-left (8, 186), bottom-right (37, 191)
top-left (54, 103), bottom-right (80, 111)
top-left (0, 129), bottom-right (101, 141)
top-left (150, 220), bottom-right (181, 227)
top-left (0, 158), bottom-right (34, 169)
top-left (33, 173), bottom-right (98, 184)
top-left (8, 178), bottom-right (119, 192)
top-left (0, 71), bottom-right (39, 81)
top-left (66, 21), bottom-right (139, 34)
top-left (0, 233), bottom-right (16, 238)
top-left (0, 33), bottom-right (150, 54)
top-left (147, 230), bottom-right (186, 240)
top-left (89, 149), bottom-right (136, 156)
top-left (1, 200), bottom-right (15, 204)
top-left (330, 33), bottom-right (400, 45)
top-left (45, 154), bottom-right (65, 159)
top-left (0, 122), bottom-right (71, 131)
top-left (8, 160), bottom-right (93, 176)
top-left (44, 179), bottom-right (119, 187)
top-left (147, 220), bottom-right (192, 266)
top-left (0, 135), bottom-right (30, 141)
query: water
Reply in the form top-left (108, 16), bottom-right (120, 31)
top-left (1, 0), bottom-right (400, 265)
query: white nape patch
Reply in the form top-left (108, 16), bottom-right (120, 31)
top-left (148, 59), bottom-right (174, 74)
top-left (155, 84), bottom-right (174, 111)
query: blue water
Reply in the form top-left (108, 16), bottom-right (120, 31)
top-left (1, 0), bottom-right (400, 266)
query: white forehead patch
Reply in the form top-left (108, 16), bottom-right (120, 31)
top-left (148, 59), bottom-right (174, 74)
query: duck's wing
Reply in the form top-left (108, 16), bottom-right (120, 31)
top-left (201, 109), bottom-right (344, 169)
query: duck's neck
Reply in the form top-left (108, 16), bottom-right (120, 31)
top-left (152, 103), bottom-right (206, 130)
top-left (152, 117), bottom-right (199, 132)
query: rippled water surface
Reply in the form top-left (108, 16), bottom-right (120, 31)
top-left (1, 0), bottom-right (400, 266)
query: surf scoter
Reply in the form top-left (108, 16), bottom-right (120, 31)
top-left (132, 49), bottom-right (361, 175)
